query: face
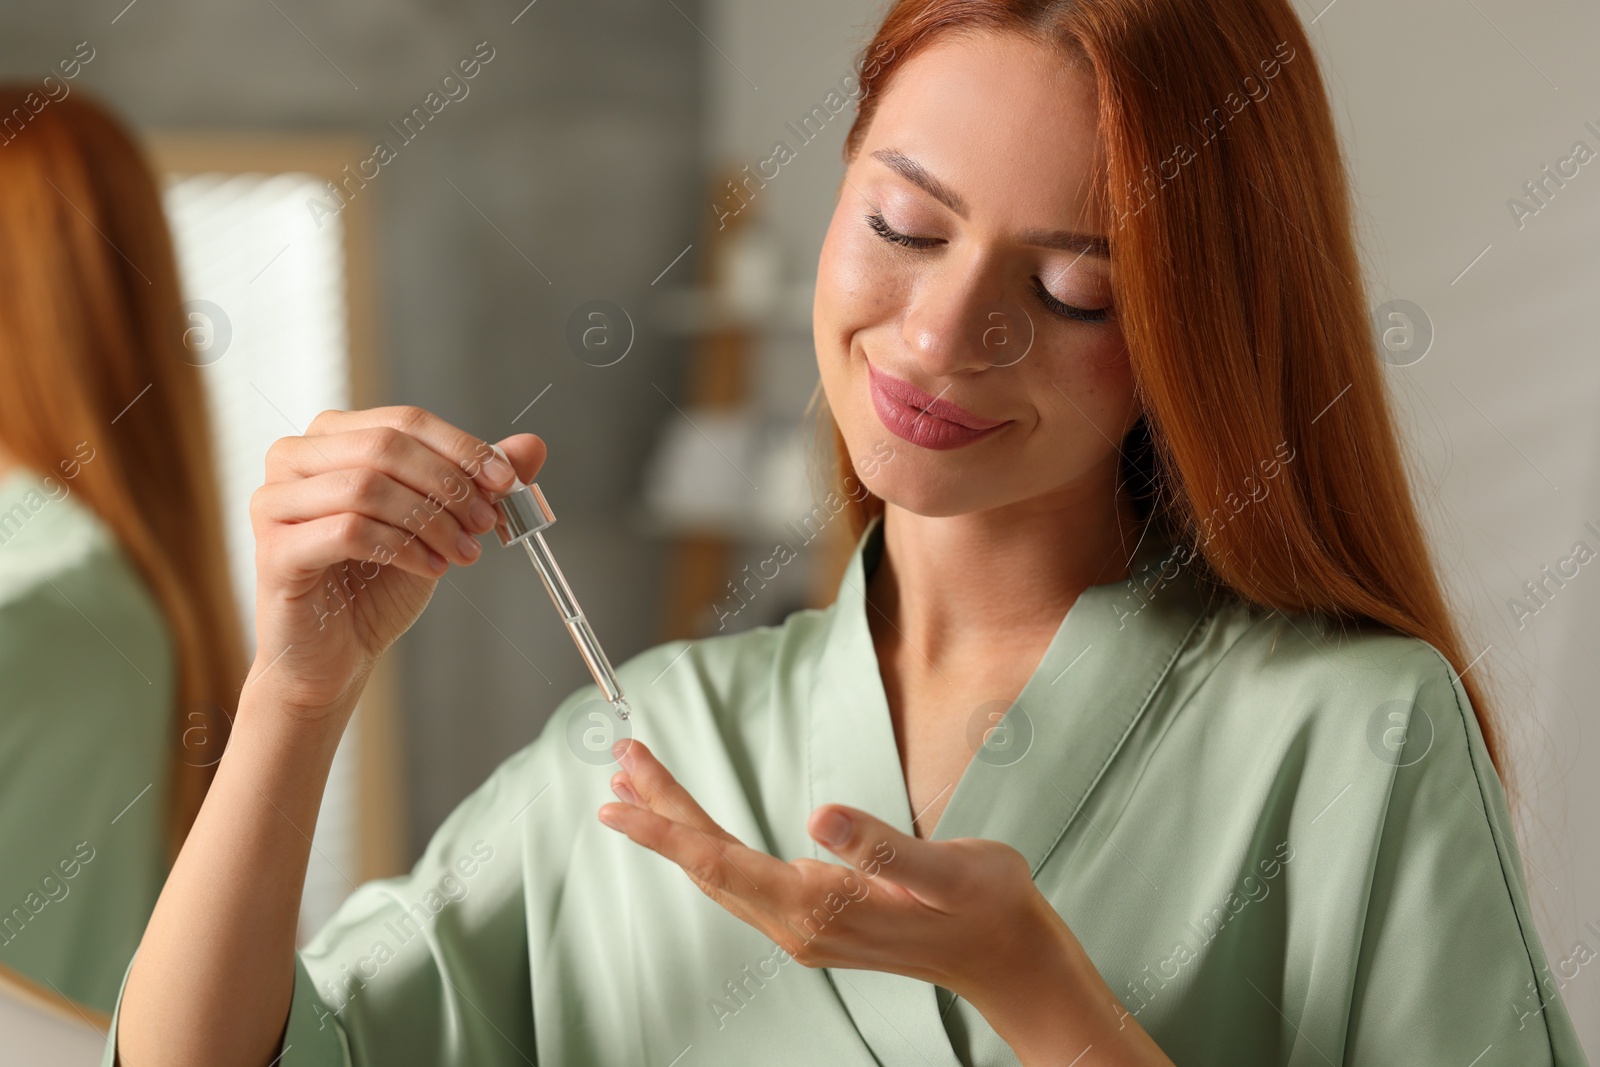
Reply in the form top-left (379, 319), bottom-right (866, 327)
top-left (814, 30), bottom-right (1138, 518)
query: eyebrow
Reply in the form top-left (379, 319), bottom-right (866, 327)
top-left (870, 147), bottom-right (1110, 257)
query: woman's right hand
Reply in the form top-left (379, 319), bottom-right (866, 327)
top-left (122, 406), bottom-right (543, 1067)
top-left (246, 405), bottom-right (545, 719)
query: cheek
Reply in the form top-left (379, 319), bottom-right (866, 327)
top-left (1033, 328), bottom-right (1138, 437)
top-left (1042, 327), bottom-right (1133, 400)
top-left (1082, 324), bottom-right (1131, 374)
top-left (817, 214), bottom-right (897, 321)
top-left (814, 223), bottom-right (866, 423)
top-left (814, 228), bottom-right (848, 330)
top-left (1087, 330), bottom-right (1135, 407)
top-left (814, 212), bottom-right (898, 401)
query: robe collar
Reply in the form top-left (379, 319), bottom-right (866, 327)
top-left (805, 511), bottom-right (1213, 1064)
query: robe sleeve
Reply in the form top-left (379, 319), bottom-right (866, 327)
top-left (103, 685), bottom-right (584, 1067)
top-left (1341, 654), bottom-right (1590, 1065)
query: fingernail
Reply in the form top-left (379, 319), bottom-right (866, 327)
top-left (611, 777), bottom-right (640, 805)
top-left (469, 496), bottom-right (497, 531)
top-left (483, 446), bottom-right (515, 487)
top-left (612, 739), bottom-right (632, 765)
top-left (814, 810), bottom-right (852, 847)
top-left (484, 458), bottom-right (514, 487)
top-left (457, 531), bottom-right (481, 560)
top-left (426, 548), bottom-right (449, 574)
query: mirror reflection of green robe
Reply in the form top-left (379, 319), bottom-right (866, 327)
top-left (104, 516), bottom-right (1591, 1065)
top-left (0, 469), bottom-right (173, 1018)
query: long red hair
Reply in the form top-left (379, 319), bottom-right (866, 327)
top-left (0, 87), bottom-right (247, 858)
top-left (828, 0), bottom-right (1503, 775)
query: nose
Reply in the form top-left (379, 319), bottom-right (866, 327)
top-left (900, 251), bottom-right (1031, 375)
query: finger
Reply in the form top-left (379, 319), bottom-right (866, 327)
top-left (264, 428), bottom-right (498, 539)
top-left (262, 512), bottom-right (448, 586)
top-left (806, 805), bottom-right (948, 902)
top-left (302, 405), bottom-right (531, 497)
top-left (613, 740), bottom-right (729, 840)
top-left (253, 471), bottom-right (483, 567)
top-left (597, 802), bottom-right (786, 900)
top-left (609, 771), bottom-right (641, 806)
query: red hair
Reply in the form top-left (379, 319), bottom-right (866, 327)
top-left (827, 0), bottom-right (1503, 774)
top-left (0, 87), bottom-right (247, 858)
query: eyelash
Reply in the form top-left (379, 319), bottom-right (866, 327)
top-left (865, 211), bottom-right (938, 250)
top-left (863, 212), bottom-right (1110, 324)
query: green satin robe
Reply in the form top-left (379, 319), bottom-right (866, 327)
top-left (0, 469), bottom-right (174, 1016)
top-left (105, 514), bottom-right (1589, 1065)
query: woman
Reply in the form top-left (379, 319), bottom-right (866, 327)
top-left (0, 89), bottom-right (247, 1015)
top-left (114, 0), bottom-right (1589, 1064)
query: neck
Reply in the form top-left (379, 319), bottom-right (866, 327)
top-left (867, 458), bottom-right (1143, 661)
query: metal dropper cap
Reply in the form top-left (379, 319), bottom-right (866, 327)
top-left (491, 470), bottom-right (556, 546)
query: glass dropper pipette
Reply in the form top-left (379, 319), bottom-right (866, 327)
top-left (487, 447), bottom-right (632, 720)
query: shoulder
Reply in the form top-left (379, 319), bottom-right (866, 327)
top-left (1153, 596), bottom-right (1505, 851)
top-left (0, 471), bottom-right (136, 603)
top-left (0, 472), bottom-right (170, 692)
top-left (1152, 608), bottom-right (1584, 1064)
top-left (1180, 596), bottom-right (1477, 760)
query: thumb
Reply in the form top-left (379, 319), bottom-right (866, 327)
top-left (491, 433), bottom-right (547, 485)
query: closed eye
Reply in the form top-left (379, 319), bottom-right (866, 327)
top-left (865, 212), bottom-right (1111, 324)
top-left (1030, 280), bottom-right (1110, 324)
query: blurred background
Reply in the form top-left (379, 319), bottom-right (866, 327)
top-left (0, 0), bottom-right (1595, 1056)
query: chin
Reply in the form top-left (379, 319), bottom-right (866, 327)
top-left (871, 484), bottom-right (989, 518)
top-left (842, 435), bottom-right (1013, 518)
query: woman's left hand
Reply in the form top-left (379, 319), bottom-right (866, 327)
top-left (597, 740), bottom-right (1175, 1067)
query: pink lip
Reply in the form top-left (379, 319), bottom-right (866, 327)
top-left (867, 362), bottom-right (1008, 450)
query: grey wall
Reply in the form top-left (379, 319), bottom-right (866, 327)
top-left (0, 0), bottom-right (704, 853)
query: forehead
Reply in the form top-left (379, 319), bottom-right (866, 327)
top-left (858, 30), bottom-right (1102, 227)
